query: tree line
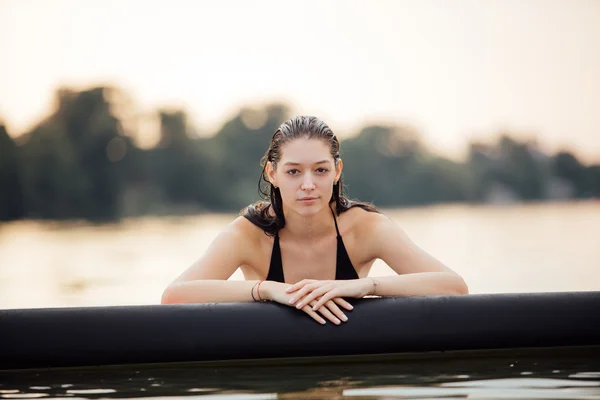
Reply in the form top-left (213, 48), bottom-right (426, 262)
top-left (1, 85), bottom-right (599, 222)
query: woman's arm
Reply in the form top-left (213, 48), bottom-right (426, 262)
top-left (161, 280), bottom-right (261, 304)
top-left (362, 212), bottom-right (469, 296)
top-left (161, 217), bottom-right (259, 304)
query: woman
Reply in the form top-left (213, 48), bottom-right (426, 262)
top-left (161, 116), bottom-right (468, 324)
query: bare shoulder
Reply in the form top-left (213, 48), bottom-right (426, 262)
top-left (171, 215), bottom-right (270, 283)
top-left (196, 215), bottom-right (268, 267)
top-left (340, 206), bottom-right (390, 238)
top-left (340, 206), bottom-right (458, 276)
top-left (229, 215), bottom-right (275, 278)
top-left (335, 206), bottom-right (389, 268)
top-left (227, 216), bottom-right (267, 247)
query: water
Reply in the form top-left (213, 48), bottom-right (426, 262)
top-left (1, 201), bottom-right (599, 309)
top-left (1, 353), bottom-right (600, 399)
top-left (1, 201), bottom-right (599, 398)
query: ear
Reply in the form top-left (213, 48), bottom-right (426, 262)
top-left (334, 158), bottom-right (343, 183)
top-left (266, 161), bottom-right (277, 187)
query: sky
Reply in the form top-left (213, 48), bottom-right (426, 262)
top-left (0, 0), bottom-right (599, 162)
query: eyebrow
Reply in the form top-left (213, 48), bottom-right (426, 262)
top-left (283, 160), bottom-right (330, 166)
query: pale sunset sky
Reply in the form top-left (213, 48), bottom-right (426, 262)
top-left (0, 0), bottom-right (599, 162)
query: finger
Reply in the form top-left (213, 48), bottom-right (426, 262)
top-left (332, 297), bottom-right (354, 311)
top-left (285, 279), bottom-right (307, 294)
top-left (289, 285), bottom-right (314, 304)
top-left (311, 290), bottom-right (338, 310)
top-left (286, 279), bottom-right (312, 294)
top-left (301, 304), bottom-right (326, 325)
top-left (308, 301), bottom-right (341, 325)
top-left (313, 290), bottom-right (336, 311)
top-left (295, 285), bottom-right (332, 309)
top-left (323, 300), bottom-right (348, 322)
top-left (290, 283), bottom-right (323, 305)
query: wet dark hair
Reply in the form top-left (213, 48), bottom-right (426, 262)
top-left (241, 115), bottom-right (379, 236)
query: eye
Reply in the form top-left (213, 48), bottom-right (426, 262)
top-left (286, 169), bottom-right (299, 175)
top-left (316, 168), bottom-right (328, 173)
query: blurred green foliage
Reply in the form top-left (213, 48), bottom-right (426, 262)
top-left (1, 86), bottom-right (598, 222)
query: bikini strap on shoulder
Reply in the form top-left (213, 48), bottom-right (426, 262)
top-left (331, 207), bottom-right (341, 238)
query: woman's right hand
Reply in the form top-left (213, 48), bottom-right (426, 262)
top-left (259, 281), bottom-right (353, 325)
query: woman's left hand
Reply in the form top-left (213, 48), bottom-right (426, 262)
top-left (286, 278), bottom-right (375, 312)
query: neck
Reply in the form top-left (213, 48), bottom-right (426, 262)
top-left (280, 202), bottom-right (336, 241)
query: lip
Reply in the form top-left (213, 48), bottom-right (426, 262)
top-left (299, 197), bottom-right (318, 203)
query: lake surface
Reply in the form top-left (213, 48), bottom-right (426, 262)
top-left (1, 201), bottom-right (599, 399)
top-left (1, 351), bottom-right (600, 399)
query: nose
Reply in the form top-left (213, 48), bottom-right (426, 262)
top-left (300, 173), bottom-right (316, 191)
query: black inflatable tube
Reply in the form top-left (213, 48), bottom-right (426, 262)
top-left (1, 291), bottom-right (600, 370)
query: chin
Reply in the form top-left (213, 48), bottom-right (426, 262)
top-left (295, 207), bottom-right (320, 217)
top-left (288, 200), bottom-right (324, 216)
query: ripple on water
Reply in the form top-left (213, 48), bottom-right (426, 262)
top-left (440, 378), bottom-right (600, 388)
top-left (343, 378), bottom-right (600, 399)
top-left (570, 372), bottom-right (600, 379)
top-left (65, 389), bottom-right (116, 395)
top-left (161, 395), bottom-right (277, 400)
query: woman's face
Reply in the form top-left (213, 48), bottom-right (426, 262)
top-left (268, 138), bottom-right (342, 216)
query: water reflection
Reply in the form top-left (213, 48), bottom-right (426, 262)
top-left (1, 353), bottom-right (599, 399)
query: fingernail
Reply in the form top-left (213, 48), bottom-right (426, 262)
top-left (296, 303), bottom-right (303, 309)
top-left (312, 306), bottom-right (318, 311)
top-left (348, 305), bottom-right (354, 310)
top-left (320, 319), bottom-right (326, 325)
top-left (341, 314), bottom-right (348, 322)
top-left (334, 318), bottom-right (340, 325)
top-left (289, 298), bottom-right (295, 304)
